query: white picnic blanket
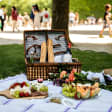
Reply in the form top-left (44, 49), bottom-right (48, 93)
top-left (0, 73), bottom-right (112, 112)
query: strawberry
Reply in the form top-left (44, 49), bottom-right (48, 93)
top-left (21, 82), bottom-right (27, 88)
top-left (9, 85), bottom-right (15, 89)
top-left (24, 92), bottom-right (30, 97)
top-left (19, 92), bottom-right (24, 97)
top-left (9, 83), bottom-right (20, 89)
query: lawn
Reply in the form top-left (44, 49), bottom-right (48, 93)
top-left (0, 44), bottom-right (112, 79)
top-left (0, 44), bottom-right (25, 79)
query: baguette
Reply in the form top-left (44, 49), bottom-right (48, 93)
top-left (40, 42), bottom-right (47, 62)
top-left (47, 39), bottom-right (54, 62)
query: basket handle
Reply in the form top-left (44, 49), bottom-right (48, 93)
top-left (26, 35), bottom-right (38, 40)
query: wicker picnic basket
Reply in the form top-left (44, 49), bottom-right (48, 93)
top-left (24, 30), bottom-right (81, 80)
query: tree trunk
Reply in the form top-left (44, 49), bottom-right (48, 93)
top-left (52, 0), bottom-right (69, 40)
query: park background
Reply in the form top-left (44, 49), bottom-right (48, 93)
top-left (0, 0), bottom-right (112, 19)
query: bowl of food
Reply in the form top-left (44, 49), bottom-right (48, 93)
top-left (62, 82), bottom-right (101, 100)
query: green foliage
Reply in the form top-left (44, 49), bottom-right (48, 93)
top-left (0, 0), bottom-right (52, 16)
top-left (70, 0), bottom-right (112, 19)
top-left (74, 72), bottom-right (94, 84)
top-left (1, 0), bottom-right (112, 19)
top-left (100, 84), bottom-right (112, 91)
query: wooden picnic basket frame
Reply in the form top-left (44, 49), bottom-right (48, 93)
top-left (24, 29), bottom-right (81, 80)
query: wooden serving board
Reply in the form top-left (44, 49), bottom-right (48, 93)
top-left (0, 90), bottom-right (48, 99)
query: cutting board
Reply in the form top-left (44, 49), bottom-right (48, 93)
top-left (0, 90), bottom-right (48, 99)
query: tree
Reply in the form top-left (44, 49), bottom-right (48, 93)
top-left (52, 0), bottom-right (69, 40)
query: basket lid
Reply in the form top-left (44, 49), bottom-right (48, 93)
top-left (24, 30), bottom-right (69, 63)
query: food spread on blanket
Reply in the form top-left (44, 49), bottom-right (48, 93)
top-left (1, 68), bottom-right (102, 100)
top-left (48, 68), bottom-right (101, 99)
top-left (9, 81), bottom-right (48, 98)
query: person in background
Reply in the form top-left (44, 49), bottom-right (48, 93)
top-left (79, 19), bottom-right (84, 24)
top-left (18, 14), bottom-right (23, 28)
top-left (42, 8), bottom-right (50, 28)
top-left (99, 4), bottom-right (112, 38)
top-left (97, 18), bottom-right (103, 25)
top-left (49, 17), bottom-right (52, 28)
top-left (69, 12), bottom-right (75, 27)
top-left (39, 9), bottom-right (43, 27)
top-left (30, 5), bottom-right (35, 25)
top-left (9, 15), bottom-right (12, 26)
top-left (84, 20), bottom-right (88, 25)
top-left (0, 5), bottom-right (6, 32)
top-left (74, 12), bottom-right (79, 25)
top-left (23, 12), bottom-right (30, 27)
top-left (33, 5), bottom-right (40, 30)
top-left (11, 6), bottom-right (19, 32)
top-left (4, 15), bottom-right (8, 29)
top-left (87, 16), bottom-right (96, 25)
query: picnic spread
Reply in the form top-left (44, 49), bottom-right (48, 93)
top-left (0, 73), bottom-right (112, 112)
top-left (0, 30), bottom-right (112, 112)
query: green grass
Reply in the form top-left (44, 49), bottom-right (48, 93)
top-left (71, 48), bottom-right (112, 72)
top-left (0, 44), bottom-right (112, 79)
top-left (0, 44), bottom-right (25, 79)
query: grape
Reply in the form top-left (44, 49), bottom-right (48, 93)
top-left (53, 80), bottom-right (56, 85)
top-left (66, 86), bottom-right (71, 92)
top-left (63, 92), bottom-right (69, 97)
top-left (66, 93), bottom-right (70, 97)
top-left (26, 83), bottom-right (30, 87)
top-left (62, 87), bottom-right (67, 91)
top-left (72, 87), bottom-right (76, 92)
top-left (68, 85), bottom-right (72, 90)
top-left (62, 84), bottom-right (77, 98)
top-left (13, 90), bottom-right (20, 98)
top-left (31, 85), bottom-right (37, 91)
top-left (69, 93), bottom-right (74, 97)
top-left (62, 91), bottom-right (67, 95)
top-left (40, 86), bottom-right (48, 92)
top-left (62, 83), bottom-right (68, 87)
